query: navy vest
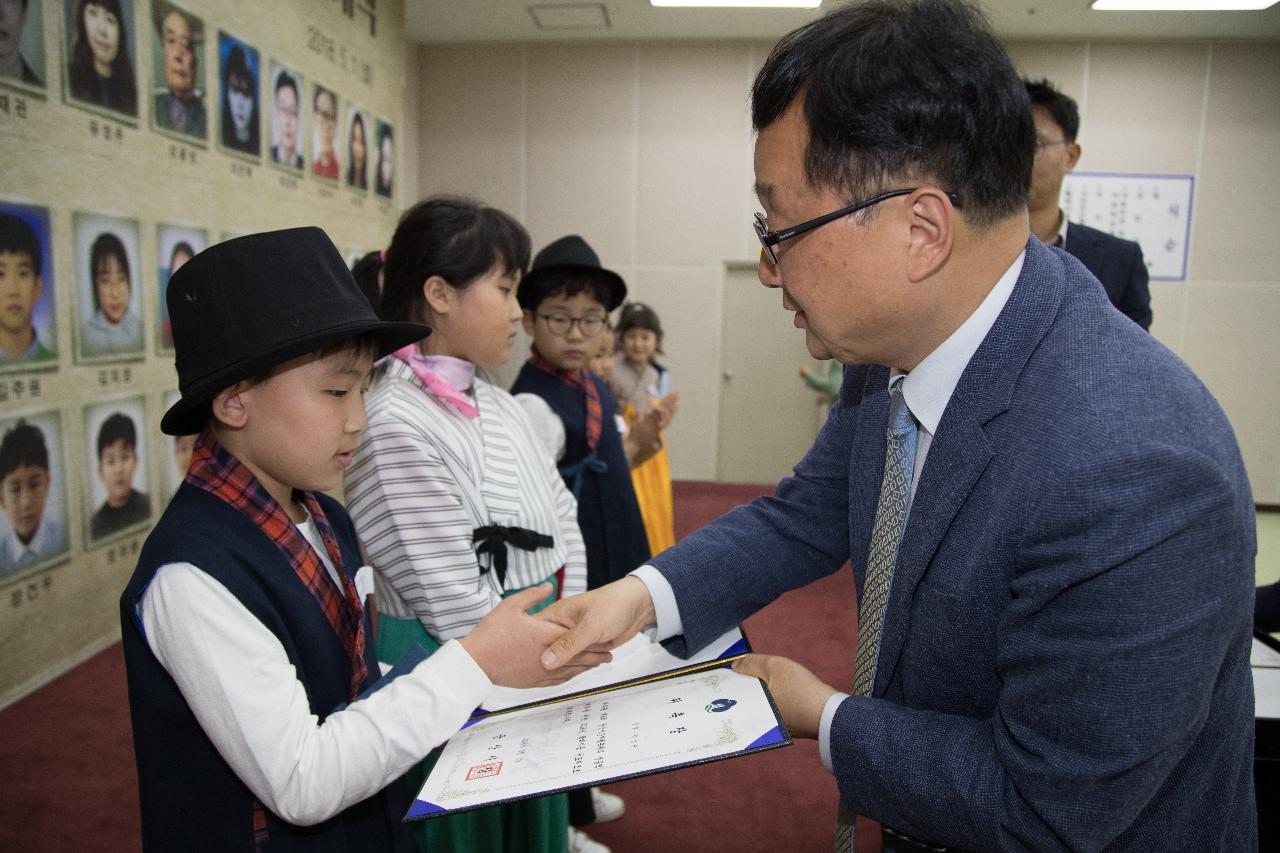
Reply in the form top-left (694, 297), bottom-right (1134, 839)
top-left (511, 363), bottom-right (651, 588)
top-left (119, 484), bottom-right (413, 853)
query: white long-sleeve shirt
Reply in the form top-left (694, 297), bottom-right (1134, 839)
top-left (139, 512), bottom-right (493, 826)
top-left (345, 359), bottom-right (587, 640)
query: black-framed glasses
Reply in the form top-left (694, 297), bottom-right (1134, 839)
top-left (1034, 138), bottom-right (1069, 151)
top-left (753, 187), bottom-right (961, 264)
top-left (537, 313), bottom-right (607, 338)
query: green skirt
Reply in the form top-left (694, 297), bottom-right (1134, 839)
top-left (377, 579), bottom-right (569, 853)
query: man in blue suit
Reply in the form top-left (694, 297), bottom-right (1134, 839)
top-left (1025, 78), bottom-right (1153, 330)
top-left (538, 1), bottom-right (1257, 850)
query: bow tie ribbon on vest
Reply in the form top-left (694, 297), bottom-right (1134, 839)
top-left (528, 349), bottom-right (602, 448)
top-left (185, 431), bottom-right (369, 701)
top-left (529, 349), bottom-right (607, 497)
top-left (472, 525), bottom-right (555, 587)
top-left (835, 377), bottom-right (919, 853)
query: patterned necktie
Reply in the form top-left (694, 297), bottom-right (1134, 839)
top-left (835, 376), bottom-right (919, 852)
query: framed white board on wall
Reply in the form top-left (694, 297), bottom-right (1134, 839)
top-left (1060, 172), bottom-right (1195, 281)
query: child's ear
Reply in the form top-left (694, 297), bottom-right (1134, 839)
top-left (211, 381), bottom-right (253, 429)
top-left (521, 308), bottom-right (537, 337)
top-left (422, 275), bottom-right (452, 317)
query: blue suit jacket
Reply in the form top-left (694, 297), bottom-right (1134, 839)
top-left (1064, 221), bottom-right (1152, 330)
top-left (651, 238), bottom-right (1256, 851)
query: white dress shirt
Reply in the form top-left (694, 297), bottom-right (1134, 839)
top-left (633, 250), bottom-right (1025, 772)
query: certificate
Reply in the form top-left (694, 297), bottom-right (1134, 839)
top-left (408, 664), bottom-right (789, 820)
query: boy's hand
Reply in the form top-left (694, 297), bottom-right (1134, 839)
top-left (537, 577), bottom-right (656, 669)
top-left (460, 585), bottom-right (614, 688)
top-left (732, 654), bottom-right (836, 740)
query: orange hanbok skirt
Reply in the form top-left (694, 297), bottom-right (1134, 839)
top-left (624, 404), bottom-right (676, 555)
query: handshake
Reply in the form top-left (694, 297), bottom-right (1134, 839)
top-left (456, 576), bottom-right (657, 690)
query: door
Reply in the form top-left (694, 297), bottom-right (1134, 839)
top-left (716, 261), bottom-right (830, 485)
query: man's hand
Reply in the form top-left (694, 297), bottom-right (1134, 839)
top-left (460, 585), bottom-right (613, 688)
top-left (536, 576), bottom-right (657, 669)
top-left (733, 653), bottom-right (837, 740)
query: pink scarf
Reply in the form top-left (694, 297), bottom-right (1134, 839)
top-left (388, 345), bottom-right (479, 418)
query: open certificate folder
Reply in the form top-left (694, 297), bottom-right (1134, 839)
top-left (406, 627), bottom-right (791, 821)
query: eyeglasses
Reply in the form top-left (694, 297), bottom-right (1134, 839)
top-left (537, 313), bottom-right (606, 338)
top-left (1034, 138), bottom-right (1069, 151)
top-left (753, 187), bottom-right (961, 265)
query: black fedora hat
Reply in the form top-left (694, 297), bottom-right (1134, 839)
top-left (161, 227), bottom-right (428, 435)
top-left (517, 235), bottom-right (627, 312)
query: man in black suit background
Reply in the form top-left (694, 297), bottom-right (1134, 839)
top-left (1025, 79), bottom-right (1152, 330)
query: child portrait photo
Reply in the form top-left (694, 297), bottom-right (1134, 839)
top-left (155, 223), bottom-right (205, 353)
top-left (73, 211), bottom-right (143, 362)
top-left (159, 388), bottom-right (193, 499)
top-left (63, 0), bottom-right (139, 120)
top-left (83, 395), bottom-right (151, 544)
top-left (0, 409), bottom-right (70, 581)
top-left (0, 200), bottom-right (57, 370)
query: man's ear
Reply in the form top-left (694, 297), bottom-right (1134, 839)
top-left (31, 275), bottom-right (44, 309)
top-left (210, 381), bottom-right (253, 429)
top-left (906, 188), bottom-right (955, 283)
top-left (1065, 141), bottom-right (1082, 174)
top-left (521, 308), bottom-right (537, 337)
top-left (422, 275), bottom-right (452, 317)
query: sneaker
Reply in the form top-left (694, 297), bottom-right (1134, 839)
top-left (589, 786), bottom-right (625, 823)
top-left (568, 826), bottom-right (610, 853)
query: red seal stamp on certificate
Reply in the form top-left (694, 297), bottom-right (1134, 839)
top-left (465, 761), bottom-right (503, 781)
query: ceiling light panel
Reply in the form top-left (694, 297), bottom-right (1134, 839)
top-left (529, 3), bottom-right (612, 30)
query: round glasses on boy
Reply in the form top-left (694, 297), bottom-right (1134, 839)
top-left (537, 313), bottom-right (606, 337)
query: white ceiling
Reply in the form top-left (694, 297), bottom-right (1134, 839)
top-left (407, 0), bottom-right (1280, 43)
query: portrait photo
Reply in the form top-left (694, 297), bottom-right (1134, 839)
top-left (344, 104), bottom-right (369, 193)
top-left (73, 211), bottom-right (143, 363)
top-left (269, 61), bottom-right (305, 172)
top-left (62, 0), bottom-right (138, 119)
top-left (160, 389), bottom-right (194, 500)
top-left (0, 408), bottom-right (70, 581)
top-left (217, 30), bottom-right (259, 159)
top-left (155, 223), bottom-right (205, 353)
top-left (149, 0), bottom-right (206, 143)
top-left (310, 82), bottom-right (338, 181)
top-left (0, 0), bottom-right (47, 94)
top-left (374, 119), bottom-right (394, 200)
top-left (83, 395), bottom-right (151, 545)
top-left (0, 200), bottom-right (56, 370)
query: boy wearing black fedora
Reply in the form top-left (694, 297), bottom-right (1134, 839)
top-left (119, 227), bottom-right (602, 852)
top-left (510, 235), bottom-right (649, 840)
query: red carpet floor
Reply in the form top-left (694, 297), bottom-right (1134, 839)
top-left (0, 481), bottom-right (877, 852)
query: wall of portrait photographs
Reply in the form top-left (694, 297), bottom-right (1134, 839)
top-left (0, 0), bottom-right (405, 704)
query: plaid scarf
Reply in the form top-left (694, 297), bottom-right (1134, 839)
top-left (185, 431), bottom-right (368, 701)
top-left (529, 348), bottom-right (601, 450)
